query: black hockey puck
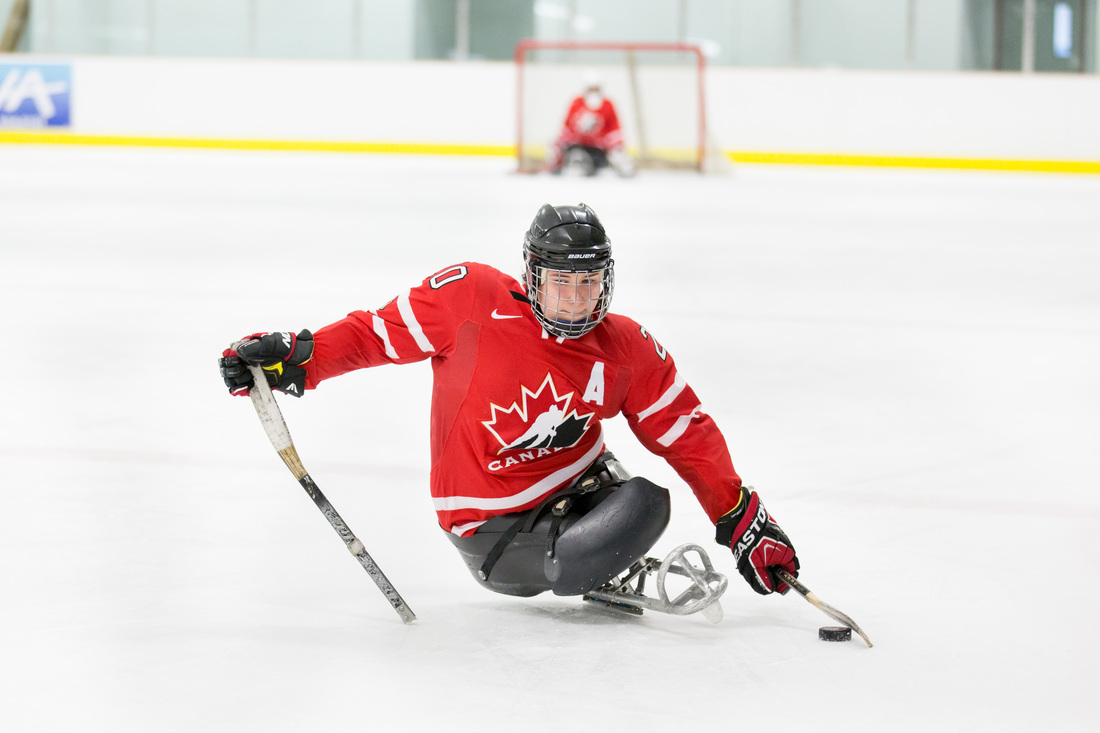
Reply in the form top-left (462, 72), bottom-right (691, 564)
top-left (819, 626), bottom-right (852, 642)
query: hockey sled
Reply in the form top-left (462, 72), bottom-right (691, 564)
top-left (583, 543), bottom-right (728, 622)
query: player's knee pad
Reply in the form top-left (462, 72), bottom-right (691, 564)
top-left (564, 146), bottom-right (597, 176)
top-left (608, 147), bottom-right (635, 178)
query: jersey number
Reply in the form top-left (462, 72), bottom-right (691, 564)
top-left (429, 265), bottom-right (468, 289)
top-left (638, 326), bottom-right (667, 361)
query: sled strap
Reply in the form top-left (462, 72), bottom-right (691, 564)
top-left (478, 488), bottom-right (580, 581)
top-left (546, 496), bottom-right (576, 559)
top-left (477, 453), bottom-right (624, 582)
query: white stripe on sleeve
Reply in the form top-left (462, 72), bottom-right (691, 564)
top-left (657, 404), bottom-right (702, 447)
top-left (637, 372), bottom-right (686, 422)
top-left (434, 428), bottom-right (605, 513)
top-left (397, 290), bottom-right (435, 353)
top-left (371, 312), bottom-right (399, 359)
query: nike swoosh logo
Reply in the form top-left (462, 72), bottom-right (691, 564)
top-left (491, 309), bottom-right (522, 320)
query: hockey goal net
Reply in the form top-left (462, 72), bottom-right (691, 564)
top-left (515, 40), bottom-right (722, 174)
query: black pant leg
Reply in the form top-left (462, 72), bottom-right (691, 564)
top-left (445, 476), bottom-right (671, 598)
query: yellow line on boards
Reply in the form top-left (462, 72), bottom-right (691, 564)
top-left (0, 131), bottom-right (514, 157)
top-left (727, 150), bottom-right (1100, 175)
top-left (2, 130), bottom-right (1098, 174)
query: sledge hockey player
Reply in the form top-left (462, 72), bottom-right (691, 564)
top-left (219, 203), bottom-right (799, 616)
top-left (547, 79), bottom-right (636, 178)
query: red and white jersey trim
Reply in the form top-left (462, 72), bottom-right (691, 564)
top-left (658, 403), bottom-right (703, 447)
top-left (450, 519), bottom-right (490, 536)
top-left (636, 371), bottom-right (686, 421)
top-left (397, 290), bottom-right (435, 352)
top-left (370, 311), bottom-right (398, 359)
top-left (436, 427), bottom-right (605, 532)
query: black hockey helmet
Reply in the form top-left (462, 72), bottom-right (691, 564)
top-left (523, 203), bottom-right (615, 339)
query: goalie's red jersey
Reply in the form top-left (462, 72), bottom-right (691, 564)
top-left (303, 262), bottom-right (741, 536)
top-left (558, 96), bottom-right (624, 151)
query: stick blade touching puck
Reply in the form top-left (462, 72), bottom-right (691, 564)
top-left (819, 626), bottom-right (852, 642)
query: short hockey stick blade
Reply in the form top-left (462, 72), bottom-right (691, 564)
top-left (775, 569), bottom-right (872, 647)
top-left (241, 361), bottom-right (416, 624)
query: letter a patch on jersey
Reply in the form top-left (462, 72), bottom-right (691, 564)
top-left (482, 373), bottom-right (593, 455)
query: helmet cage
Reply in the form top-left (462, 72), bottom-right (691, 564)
top-left (525, 260), bottom-right (614, 339)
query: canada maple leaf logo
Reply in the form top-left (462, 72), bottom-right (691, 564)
top-left (482, 373), bottom-right (593, 455)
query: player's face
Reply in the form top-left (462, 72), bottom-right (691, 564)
top-left (538, 269), bottom-right (603, 324)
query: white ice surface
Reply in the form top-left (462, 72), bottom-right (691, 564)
top-left (1, 147), bottom-right (1098, 731)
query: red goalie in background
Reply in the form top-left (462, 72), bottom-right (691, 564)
top-left (547, 78), bottom-right (636, 177)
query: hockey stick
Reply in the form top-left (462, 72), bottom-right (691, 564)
top-left (242, 362), bottom-right (416, 624)
top-left (776, 569), bottom-right (871, 647)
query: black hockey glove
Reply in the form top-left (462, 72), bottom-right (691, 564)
top-left (219, 330), bottom-right (314, 397)
top-left (715, 485), bottom-right (799, 595)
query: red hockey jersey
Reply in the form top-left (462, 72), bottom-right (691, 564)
top-left (303, 262), bottom-right (741, 536)
top-left (557, 95), bottom-right (624, 151)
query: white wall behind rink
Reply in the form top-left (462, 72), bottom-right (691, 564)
top-left (27, 55), bottom-right (1100, 163)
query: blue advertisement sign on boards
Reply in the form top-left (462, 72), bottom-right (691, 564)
top-left (0, 64), bottom-right (72, 128)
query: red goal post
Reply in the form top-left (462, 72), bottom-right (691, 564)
top-left (514, 39), bottom-right (711, 173)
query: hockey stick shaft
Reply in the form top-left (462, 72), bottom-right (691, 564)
top-left (775, 569), bottom-right (871, 647)
top-left (244, 363), bottom-right (416, 624)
